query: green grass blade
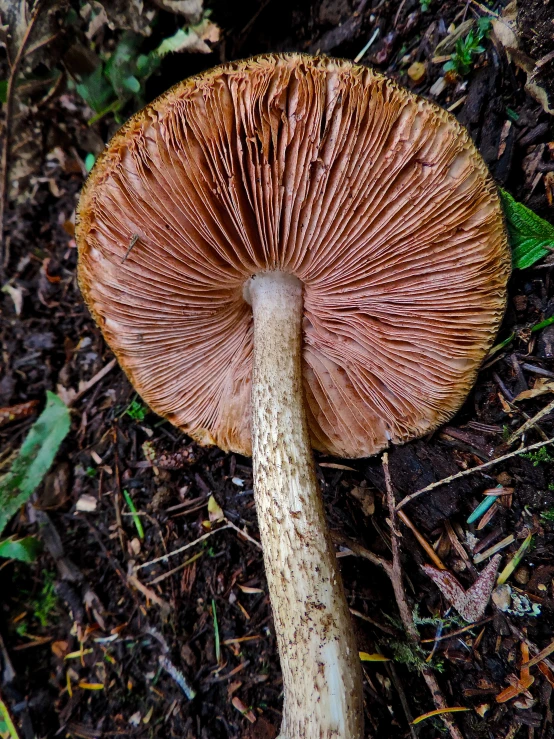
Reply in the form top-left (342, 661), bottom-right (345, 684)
top-left (123, 489), bottom-right (144, 539)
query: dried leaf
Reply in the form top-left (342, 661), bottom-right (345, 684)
top-left (407, 61), bottom-right (426, 83)
top-left (231, 696), bottom-right (256, 723)
top-left (491, 1), bottom-right (518, 56)
top-left (151, 0), bottom-right (203, 22)
top-left (89, 0), bottom-right (156, 36)
top-left (422, 554), bottom-right (501, 622)
top-left (433, 20), bottom-right (474, 56)
top-left (359, 652), bottom-right (389, 662)
top-left (513, 378), bottom-right (554, 401)
top-left (207, 494), bottom-right (224, 522)
top-left (1, 283), bottom-right (24, 315)
top-left (156, 17), bottom-right (219, 55)
top-left (0, 400), bottom-right (38, 428)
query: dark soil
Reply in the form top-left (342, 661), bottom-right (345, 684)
top-left (1, 1), bottom-right (554, 738)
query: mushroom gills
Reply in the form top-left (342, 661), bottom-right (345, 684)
top-left (247, 270), bottom-right (363, 739)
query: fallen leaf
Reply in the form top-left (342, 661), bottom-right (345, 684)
top-left (514, 378), bottom-right (554, 401)
top-left (433, 19), bottom-right (474, 56)
top-left (0, 400), bottom-right (39, 428)
top-left (151, 0), bottom-right (203, 22)
top-left (208, 494), bottom-right (224, 522)
top-left (407, 61), bottom-right (426, 83)
top-left (156, 17), bottom-right (219, 55)
top-left (359, 652), bottom-right (389, 662)
top-left (231, 696), bottom-right (256, 723)
top-left (1, 283), bottom-right (24, 315)
top-left (75, 494), bottom-right (98, 513)
top-left (422, 554), bottom-right (501, 622)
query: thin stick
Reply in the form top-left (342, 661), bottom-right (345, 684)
top-left (0, 0), bottom-right (45, 280)
top-left (396, 437), bottom-right (554, 511)
top-left (68, 358), bottom-right (117, 406)
top-left (136, 525), bottom-right (231, 570)
top-left (397, 509), bottom-right (446, 570)
top-left (507, 398), bottom-right (554, 444)
top-left (507, 623), bottom-right (554, 674)
top-left (383, 453), bottom-right (465, 739)
top-left (121, 233), bottom-right (140, 263)
top-left (224, 518), bottom-right (263, 550)
top-left (329, 530), bottom-right (392, 575)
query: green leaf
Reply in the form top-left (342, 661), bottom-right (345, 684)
top-left (0, 536), bottom-right (41, 563)
top-left (76, 65), bottom-right (114, 113)
top-left (122, 75), bottom-right (140, 94)
top-left (0, 392), bottom-right (71, 536)
top-left (0, 80), bottom-right (7, 104)
top-left (84, 153), bottom-right (96, 172)
top-left (500, 189), bottom-right (554, 269)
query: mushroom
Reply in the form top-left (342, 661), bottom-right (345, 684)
top-left (76, 54), bottom-right (510, 738)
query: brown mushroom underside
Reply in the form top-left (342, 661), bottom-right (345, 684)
top-left (77, 53), bottom-right (510, 458)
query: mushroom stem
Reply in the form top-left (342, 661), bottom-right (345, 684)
top-left (246, 271), bottom-right (364, 739)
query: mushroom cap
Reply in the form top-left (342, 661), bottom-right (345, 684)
top-left (77, 53), bottom-right (510, 458)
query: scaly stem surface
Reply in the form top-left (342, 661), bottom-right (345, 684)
top-left (246, 271), bottom-right (363, 739)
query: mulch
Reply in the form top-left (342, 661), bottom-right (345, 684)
top-left (1, 1), bottom-right (554, 737)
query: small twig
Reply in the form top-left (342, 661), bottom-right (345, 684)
top-left (396, 437), bottom-right (554, 511)
top-left (385, 661), bottom-right (419, 739)
top-left (67, 358), bottom-right (117, 406)
top-left (349, 608), bottom-right (399, 637)
top-left (383, 453), bottom-right (465, 739)
top-left (0, 0), bottom-right (45, 281)
top-left (330, 530), bottom-right (392, 575)
top-left (420, 617), bottom-right (493, 644)
top-left (507, 623), bottom-right (554, 675)
top-left (383, 454), bottom-right (418, 643)
top-left (507, 398), bottom-right (554, 444)
top-left (136, 525), bottom-right (231, 570)
top-left (159, 655), bottom-right (196, 700)
top-left (224, 518), bottom-right (263, 550)
top-left (121, 233), bottom-right (140, 264)
top-left (127, 575), bottom-right (170, 617)
top-left (112, 427), bottom-right (126, 555)
top-left (147, 551), bottom-right (203, 586)
top-left (397, 509), bottom-right (446, 570)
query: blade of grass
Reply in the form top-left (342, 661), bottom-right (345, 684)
top-left (212, 598), bottom-right (221, 665)
top-left (497, 533), bottom-right (533, 585)
top-left (0, 698), bottom-right (20, 739)
top-left (122, 490), bottom-right (144, 540)
top-left (531, 316), bottom-right (554, 333)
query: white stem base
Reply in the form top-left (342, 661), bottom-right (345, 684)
top-left (247, 271), bottom-right (363, 739)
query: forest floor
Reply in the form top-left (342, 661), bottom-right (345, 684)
top-left (1, 0), bottom-right (554, 738)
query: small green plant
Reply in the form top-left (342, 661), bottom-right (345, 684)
top-left (125, 399), bottom-right (148, 422)
top-left (541, 508), bottom-right (554, 522)
top-left (34, 572), bottom-right (59, 627)
top-left (549, 482), bottom-right (554, 492)
top-left (444, 18), bottom-right (491, 76)
top-left (387, 640), bottom-right (444, 673)
top-left (420, 0), bottom-right (431, 11)
top-left (522, 447), bottom-right (554, 467)
top-left (17, 571), bottom-right (59, 635)
top-left (412, 605), bottom-right (464, 631)
top-left (74, 14), bottom-right (217, 123)
top-left (85, 466), bottom-right (97, 478)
